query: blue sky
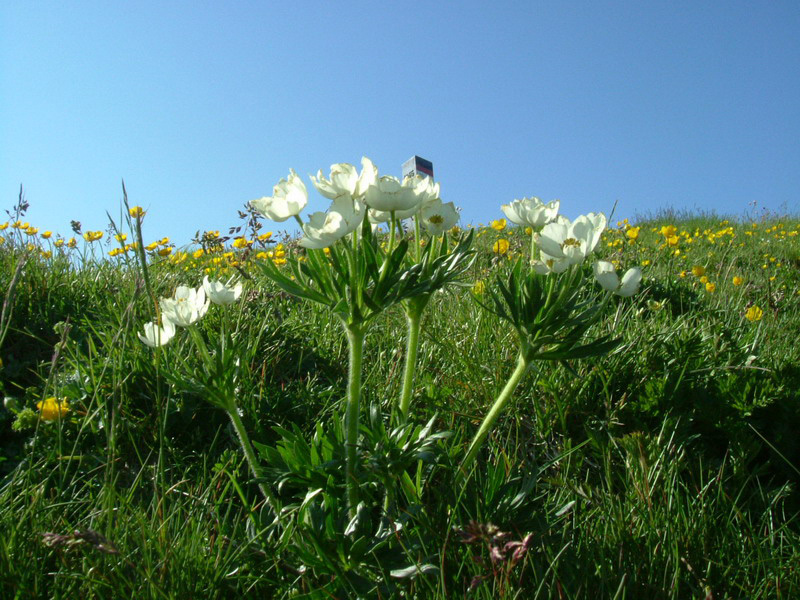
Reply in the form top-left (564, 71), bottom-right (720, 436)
top-left (2, 1), bottom-right (798, 245)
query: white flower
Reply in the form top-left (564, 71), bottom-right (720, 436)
top-left (299, 211), bottom-right (349, 249)
top-left (501, 197), bottom-right (560, 230)
top-left (531, 252), bottom-right (571, 275)
top-left (311, 163), bottom-right (359, 200)
top-left (160, 285), bottom-right (210, 327)
top-left (418, 199), bottom-right (459, 235)
top-left (536, 212), bottom-right (607, 265)
top-left (364, 175), bottom-right (421, 213)
top-left (355, 157), bottom-right (378, 197)
top-left (250, 169), bottom-right (308, 222)
top-left (593, 261), bottom-right (642, 297)
top-left (406, 174), bottom-right (440, 207)
top-left (138, 318), bottom-right (176, 348)
top-left (298, 195), bottom-right (366, 249)
top-left (202, 275), bottom-right (243, 305)
top-left (367, 175), bottom-right (440, 223)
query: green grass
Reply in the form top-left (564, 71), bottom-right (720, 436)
top-left (1, 211), bottom-right (799, 598)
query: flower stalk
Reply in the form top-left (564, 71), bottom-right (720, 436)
top-left (226, 401), bottom-right (279, 511)
top-left (398, 295), bottom-right (428, 422)
top-left (344, 322), bottom-right (365, 517)
top-left (460, 353), bottom-right (530, 478)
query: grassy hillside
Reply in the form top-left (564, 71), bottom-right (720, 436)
top-left (1, 200), bottom-right (799, 599)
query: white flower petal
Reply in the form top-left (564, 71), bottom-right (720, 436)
top-left (593, 261), bottom-right (620, 292)
top-left (617, 267), bottom-right (643, 297)
top-left (251, 169), bottom-right (308, 222)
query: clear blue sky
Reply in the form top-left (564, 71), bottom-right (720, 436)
top-left (2, 2), bottom-right (798, 245)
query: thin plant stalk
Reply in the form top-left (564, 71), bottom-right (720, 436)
top-left (398, 296), bottom-right (428, 422)
top-left (122, 182), bottom-right (158, 318)
top-left (226, 404), bottom-right (278, 511)
top-left (343, 322), bottom-right (365, 517)
top-left (460, 353), bottom-right (530, 479)
top-left (187, 325), bottom-right (278, 513)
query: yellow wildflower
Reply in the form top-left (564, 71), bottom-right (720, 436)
top-left (745, 305), bottom-right (763, 322)
top-left (691, 265), bottom-right (705, 277)
top-left (41, 231), bottom-right (52, 239)
top-left (472, 280), bottom-right (486, 295)
top-left (491, 219), bottom-right (507, 231)
top-left (192, 248), bottom-right (205, 259)
top-left (129, 206), bottom-right (145, 218)
top-left (732, 276), bottom-right (743, 286)
top-left (626, 227), bottom-right (640, 241)
top-left (493, 239), bottom-right (509, 255)
top-left (157, 247), bottom-right (173, 257)
top-left (705, 282), bottom-right (716, 293)
top-left (83, 231), bottom-right (103, 242)
top-left (660, 225), bottom-right (677, 238)
top-left (37, 397), bottom-right (70, 421)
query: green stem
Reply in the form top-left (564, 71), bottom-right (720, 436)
top-left (226, 403), bottom-right (279, 512)
top-left (388, 212), bottom-right (397, 253)
top-left (344, 323), bottom-right (365, 517)
top-left (398, 300), bottom-right (425, 421)
top-left (414, 212), bottom-right (422, 262)
top-left (124, 184), bottom-right (158, 318)
top-left (460, 353), bottom-right (529, 479)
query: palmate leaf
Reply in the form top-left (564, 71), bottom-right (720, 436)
top-left (303, 248), bottom-right (339, 298)
top-left (257, 257), bottom-right (332, 306)
top-left (534, 334), bottom-right (621, 361)
top-left (421, 230), bottom-right (475, 286)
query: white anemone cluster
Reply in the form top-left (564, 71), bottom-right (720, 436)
top-left (138, 277), bottom-right (243, 348)
top-left (501, 197), bottom-right (560, 230)
top-left (499, 196), bottom-right (643, 297)
top-left (250, 157), bottom-right (460, 248)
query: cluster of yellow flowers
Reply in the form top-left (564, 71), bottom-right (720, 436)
top-left (36, 397), bottom-right (70, 421)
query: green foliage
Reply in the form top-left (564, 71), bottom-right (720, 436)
top-left (1, 212), bottom-right (800, 598)
top-left (251, 407), bottom-right (449, 596)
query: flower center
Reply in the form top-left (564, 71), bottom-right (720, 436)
top-left (429, 215), bottom-right (444, 224)
top-left (562, 237), bottom-right (581, 248)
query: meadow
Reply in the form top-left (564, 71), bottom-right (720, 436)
top-left (1, 174), bottom-right (799, 599)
